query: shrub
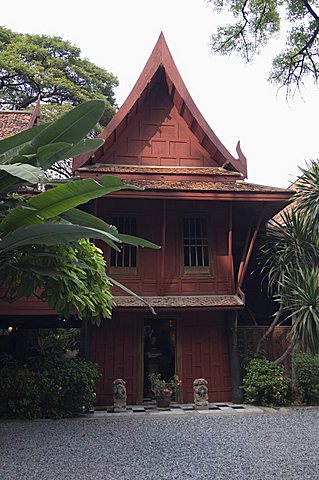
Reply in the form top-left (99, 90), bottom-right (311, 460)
top-left (294, 353), bottom-right (319, 405)
top-left (0, 365), bottom-right (44, 419)
top-left (0, 359), bottom-right (99, 419)
top-left (243, 357), bottom-right (291, 406)
top-left (47, 360), bottom-right (100, 417)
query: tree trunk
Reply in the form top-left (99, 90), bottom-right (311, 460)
top-left (273, 343), bottom-right (294, 364)
top-left (256, 306), bottom-right (283, 354)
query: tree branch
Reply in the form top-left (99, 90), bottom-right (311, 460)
top-left (301, 0), bottom-right (319, 22)
top-left (19, 95), bottom-right (40, 109)
top-left (273, 343), bottom-right (294, 364)
top-left (291, 26), bottom-right (319, 59)
top-left (257, 307), bottom-right (282, 354)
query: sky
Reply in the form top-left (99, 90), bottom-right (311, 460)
top-left (2, 0), bottom-right (319, 187)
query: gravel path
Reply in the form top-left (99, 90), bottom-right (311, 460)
top-left (1, 408), bottom-right (318, 479)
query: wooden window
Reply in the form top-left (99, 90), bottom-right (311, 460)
top-left (110, 217), bottom-right (137, 270)
top-left (183, 217), bottom-right (209, 273)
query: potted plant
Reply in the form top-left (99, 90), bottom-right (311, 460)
top-left (149, 373), bottom-right (182, 408)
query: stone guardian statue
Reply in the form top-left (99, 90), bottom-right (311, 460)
top-left (193, 378), bottom-right (209, 408)
top-left (113, 378), bottom-right (127, 412)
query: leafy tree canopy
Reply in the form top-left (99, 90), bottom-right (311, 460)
top-left (208, 0), bottom-right (319, 95)
top-left (0, 26), bottom-right (118, 125)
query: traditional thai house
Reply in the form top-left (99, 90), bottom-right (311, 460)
top-left (73, 33), bottom-right (292, 405)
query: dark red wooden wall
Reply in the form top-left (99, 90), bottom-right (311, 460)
top-left (90, 311), bottom-right (232, 406)
top-left (90, 314), bottom-right (142, 406)
top-left (178, 313), bottom-right (232, 403)
top-left (97, 198), bottom-right (233, 297)
top-left (95, 85), bottom-right (217, 168)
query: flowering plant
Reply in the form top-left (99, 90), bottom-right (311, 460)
top-left (149, 373), bottom-right (182, 397)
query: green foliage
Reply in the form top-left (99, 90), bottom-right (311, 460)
top-left (0, 176), bottom-right (140, 233)
top-left (0, 363), bottom-right (43, 418)
top-left (259, 160), bottom-right (319, 354)
top-left (28, 328), bottom-right (80, 368)
top-left (46, 360), bottom-right (100, 418)
top-left (0, 359), bottom-right (99, 419)
top-left (0, 100), bottom-right (160, 321)
top-left (0, 100), bottom-right (106, 193)
top-left (208, 0), bottom-right (319, 94)
top-left (0, 26), bottom-right (118, 126)
top-left (294, 161), bottom-right (319, 228)
top-left (294, 352), bottom-right (319, 405)
top-left (261, 210), bottom-right (317, 295)
top-left (149, 373), bottom-right (182, 397)
top-left (243, 357), bottom-right (291, 406)
top-left (2, 240), bottom-right (113, 324)
top-left (282, 267), bottom-right (319, 354)
top-left (210, 0), bottom-right (281, 59)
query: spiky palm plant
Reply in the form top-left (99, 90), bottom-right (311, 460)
top-left (281, 267), bottom-right (319, 354)
top-left (260, 161), bottom-right (319, 357)
top-left (294, 161), bottom-right (319, 227)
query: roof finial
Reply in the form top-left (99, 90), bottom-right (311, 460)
top-left (28, 95), bottom-right (41, 127)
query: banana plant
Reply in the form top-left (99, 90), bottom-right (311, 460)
top-left (0, 100), bottom-right (159, 320)
top-left (0, 100), bottom-right (106, 193)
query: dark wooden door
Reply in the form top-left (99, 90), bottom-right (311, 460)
top-left (90, 315), bottom-right (142, 406)
top-left (178, 317), bottom-right (232, 403)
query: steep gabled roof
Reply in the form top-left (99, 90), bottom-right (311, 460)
top-left (73, 33), bottom-right (247, 177)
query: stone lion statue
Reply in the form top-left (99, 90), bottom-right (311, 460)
top-left (113, 378), bottom-right (127, 411)
top-left (193, 378), bottom-right (209, 407)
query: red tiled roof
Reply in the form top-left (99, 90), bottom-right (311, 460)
top-left (0, 99), bottom-right (40, 140)
top-left (114, 295), bottom-right (244, 309)
top-left (0, 111), bottom-right (33, 140)
top-left (78, 164), bottom-right (292, 196)
top-left (78, 164), bottom-right (243, 178)
top-left (122, 179), bottom-right (291, 194)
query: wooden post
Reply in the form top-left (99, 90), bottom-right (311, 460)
top-left (79, 320), bottom-right (90, 360)
top-left (175, 318), bottom-right (183, 404)
top-left (236, 204), bottom-right (265, 293)
top-left (236, 224), bottom-right (251, 291)
top-left (159, 200), bottom-right (166, 295)
top-left (226, 312), bottom-right (243, 403)
top-left (228, 202), bottom-right (235, 290)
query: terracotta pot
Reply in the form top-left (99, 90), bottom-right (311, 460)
top-left (155, 394), bottom-right (171, 408)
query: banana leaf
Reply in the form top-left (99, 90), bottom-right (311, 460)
top-left (0, 176), bottom-right (141, 233)
top-left (21, 100), bottom-right (106, 156)
top-left (107, 274), bottom-right (156, 315)
top-left (61, 209), bottom-right (160, 249)
top-left (0, 164), bottom-right (44, 191)
top-left (0, 123), bottom-right (48, 157)
top-left (0, 223), bottom-right (122, 251)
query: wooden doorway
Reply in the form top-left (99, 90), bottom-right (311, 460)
top-left (143, 318), bottom-right (176, 400)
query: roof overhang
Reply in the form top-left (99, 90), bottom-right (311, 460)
top-left (113, 295), bottom-right (244, 310)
